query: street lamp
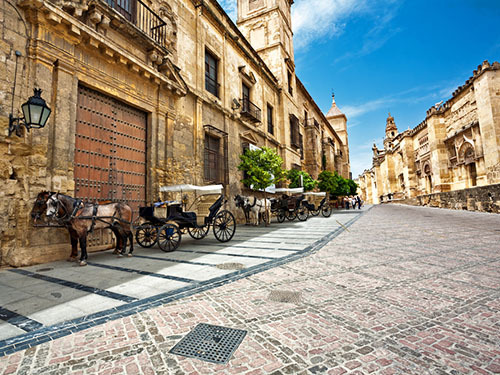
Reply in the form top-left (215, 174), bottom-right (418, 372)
top-left (8, 88), bottom-right (52, 137)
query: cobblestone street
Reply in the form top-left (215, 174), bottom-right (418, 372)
top-left (1, 204), bottom-right (499, 374)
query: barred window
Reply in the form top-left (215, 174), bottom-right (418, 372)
top-left (204, 134), bottom-right (220, 182)
top-left (290, 115), bottom-right (300, 148)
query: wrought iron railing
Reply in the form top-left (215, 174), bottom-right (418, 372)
top-left (106, 0), bottom-right (167, 47)
top-left (241, 97), bottom-right (261, 123)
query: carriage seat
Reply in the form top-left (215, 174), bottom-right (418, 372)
top-left (190, 194), bottom-right (222, 226)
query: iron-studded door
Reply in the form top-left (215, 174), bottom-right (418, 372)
top-left (75, 86), bottom-right (147, 248)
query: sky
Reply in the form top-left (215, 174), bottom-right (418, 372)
top-left (218, 0), bottom-right (500, 178)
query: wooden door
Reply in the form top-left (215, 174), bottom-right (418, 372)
top-left (75, 85), bottom-right (147, 249)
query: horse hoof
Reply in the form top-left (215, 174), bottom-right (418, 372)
top-left (112, 250), bottom-right (119, 255)
top-left (127, 253), bottom-right (133, 257)
top-left (79, 261), bottom-right (87, 266)
top-left (117, 253), bottom-right (123, 258)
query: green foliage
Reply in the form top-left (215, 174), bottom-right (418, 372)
top-left (318, 170), bottom-right (357, 197)
top-left (286, 169), bottom-right (317, 191)
top-left (347, 179), bottom-right (358, 196)
top-left (318, 171), bottom-right (338, 196)
top-left (238, 147), bottom-right (285, 191)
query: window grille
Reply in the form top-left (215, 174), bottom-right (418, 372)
top-left (203, 125), bottom-right (228, 184)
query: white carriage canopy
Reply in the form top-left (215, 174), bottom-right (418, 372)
top-left (159, 184), bottom-right (223, 194)
top-left (268, 187), bottom-right (304, 194)
top-left (304, 192), bottom-right (326, 196)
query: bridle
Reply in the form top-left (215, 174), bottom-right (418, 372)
top-left (31, 196), bottom-right (48, 221)
top-left (47, 195), bottom-right (70, 222)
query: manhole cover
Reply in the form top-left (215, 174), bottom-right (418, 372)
top-left (169, 323), bottom-right (247, 364)
top-left (268, 290), bottom-right (302, 304)
top-left (36, 268), bottom-right (53, 272)
top-left (216, 263), bottom-right (245, 270)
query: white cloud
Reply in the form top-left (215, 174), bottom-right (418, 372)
top-left (292, 0), bottom-right (367, 49)
top-left (349, 150), bottom-right (374, 178)
top-left (218, 0), bottom-right (237, 22)
top-left (343, 97), bottom-right (394, 119)
top-left (342, 79), bottom-right (462, 121)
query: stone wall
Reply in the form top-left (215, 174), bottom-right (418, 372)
top-left (416, 183), bottom-right (500, 213)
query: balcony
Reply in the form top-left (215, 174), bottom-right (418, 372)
top-left (105, 0), bottom-right (168, 48)
top-left (240, 97), bottom-right (261, 123)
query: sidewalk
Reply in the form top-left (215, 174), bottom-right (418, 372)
top-left (1, 204), bottom-right (499, 374)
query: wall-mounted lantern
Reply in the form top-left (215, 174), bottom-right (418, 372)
top-left (8, 88), bottom-right (51, 137)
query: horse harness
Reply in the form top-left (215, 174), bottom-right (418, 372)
top-left (51, 196), bottom-right (129, 233)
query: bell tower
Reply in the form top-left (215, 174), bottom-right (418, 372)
top-left (237, 0), bottom-right (295, 87)
top-left (384, 112), bottom-right (398, 148)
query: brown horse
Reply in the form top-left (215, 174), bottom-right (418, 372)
top-left (32, 192), bottom-right (133, 266)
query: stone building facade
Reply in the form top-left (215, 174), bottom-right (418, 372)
top-left (358, 61), bottom-right (500, 212)
top-left (0, 0), bottom-right (349, 266)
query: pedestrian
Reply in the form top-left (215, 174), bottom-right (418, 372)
top-left (356, 195), bottom-right (362, 209)
top-left (344, 196), bottom-right (349, 210)
top-left (351, 196), bottom-right (356, 209)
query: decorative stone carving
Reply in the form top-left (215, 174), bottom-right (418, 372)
top-left (157, 2), bottom-right (177, 50)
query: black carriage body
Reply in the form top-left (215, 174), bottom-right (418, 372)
top-left (166, 196), bottom-right (224, 229)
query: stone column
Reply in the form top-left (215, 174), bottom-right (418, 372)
top-left (426, 113), bottom-right (451, 192)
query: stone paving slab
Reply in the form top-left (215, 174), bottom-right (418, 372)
top-left (0, 210), bottom-right (362, 353)
top-left (0, 204), bottom-right (499, 374)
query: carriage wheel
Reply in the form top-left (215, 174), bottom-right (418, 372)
top-left (157, 224), bottom-right (181, 252)
top-left (310, 208), bottom-right (320, 217)
top-left (188, 225), bottom-right (209, 240)
top-left (321, 205), bottom-right (332, 217)
top-left (213, 210), bottom-right (236, 242)
top-left (286, 210), bottom-right (296, 221)
top-left (135, 224), bottom-right (158, 248)
top-left (297, 207), bottom-right (309, 221)
top-left (277, 209), bottom-right (286, 223)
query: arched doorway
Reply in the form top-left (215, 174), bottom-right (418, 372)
top-left (424, 163), bottom-right (432, 194)
top-left (464, 148), bottom-right (477, 187)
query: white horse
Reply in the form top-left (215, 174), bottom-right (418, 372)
top-left (235, 195), bottom-right (271, 226)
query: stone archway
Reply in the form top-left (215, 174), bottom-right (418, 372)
top-left (460, 143), bottom-right (477, 188)
top-left (423, 162), bottom-right (432, 194)
top-left (464, 148), bottom-right (477, 187)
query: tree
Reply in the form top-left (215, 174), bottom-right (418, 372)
top-left (238, 147), bottom-right (285, 225)
top-left (318, 171), bottom-right (338, 196)
top-left (238, 146), bottom-right (285, 190)
top-left (347, 179), bottom-right (358, 196)
top-left (318, 170), bottom-right (352, 198)
top-left (287, 169), bottom-right (317, 191)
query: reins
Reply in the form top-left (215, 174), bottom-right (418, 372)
top-left (49, 195), bottom-right (132, 233)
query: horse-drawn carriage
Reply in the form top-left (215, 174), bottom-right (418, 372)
top-left (303, 192), bottom-right (332, 217)
top-left (135, 184), bottom-right (236, 252)
top-left (269, 187), bottom-right (309, 223)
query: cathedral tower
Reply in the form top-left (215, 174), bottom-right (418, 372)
top-left (384, 112), bottom-right (398, 148)
top-left (237, 0), bottom-right (295, 87)
top-left (326, 93), bottom-right (350, 178)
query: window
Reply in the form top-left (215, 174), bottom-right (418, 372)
top-left (290, 114), bottom-right (300, 148)
top-left (205, 50), bottom-right (219, 97)
top-left (287, 70), bottom-right (293, 96)
top-left (242, 82), bottom-right (250, 101)
top-left (204, 134), bottom-right (220, 182)
top-left (267, 104), bottom-right (274, 135)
